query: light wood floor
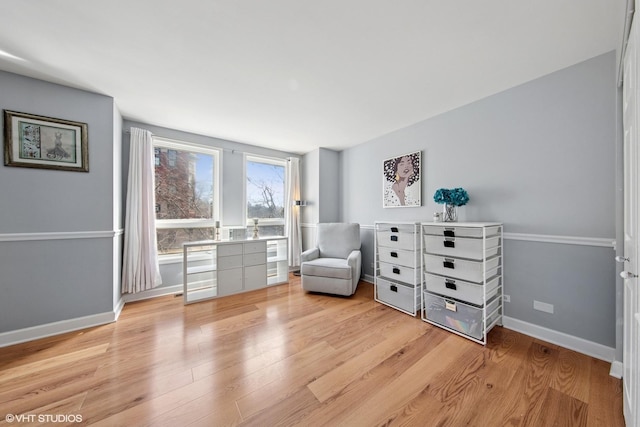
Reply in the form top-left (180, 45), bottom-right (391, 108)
top-left (0, 275), bottom-right (624, 426)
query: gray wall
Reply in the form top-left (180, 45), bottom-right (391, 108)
top-left (0, 70), bottom-right (120, 333)
top-left (300, 148), bottom-right (341, 250)
top-left (319, 148), bottom-right (340, 223)
top-left (122, 120), bottom-right (298, 290)
top-left (338, 51), bottom-right (618, 347)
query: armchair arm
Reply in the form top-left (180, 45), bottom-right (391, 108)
top-left (347, 250), bottom-right (362, 290)
top-left (301, 248), bottom-right (320, 263)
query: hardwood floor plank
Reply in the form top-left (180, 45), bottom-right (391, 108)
top-left (238, 386), bottom-right (321, 426)
top-left (550, 346), bottom-right (592, 403)
top-left (291, 327), bottom-right (450, 427)
top-left (326, 335), bottom-right (464, 426)
top-left (454, 346), bottom-right (521, 426)
top-left (0, 365), bottom-right (96, 418)
top-left (0, 276), bottom-right (624, 426)
top-left (0, 343), bottom-right (108, 383)
top-left (307, 318), bottom-right (431, 402)
top-left (234, 340), bottom-right (337, 419)
top-left (489, 340), bottom-right (560, 426)
top-left (536, 387), bottom-right (589, 427)
top-left (79, 367), bottom-right (194, 425)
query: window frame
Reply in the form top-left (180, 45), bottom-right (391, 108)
top-left (153, 136), bottom-right (222, 232)
top-left (244, 154), bottom-right (288, 227)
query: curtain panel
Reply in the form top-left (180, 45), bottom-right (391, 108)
top-left (122, 127), bottom-right (162, 293)
top-left (286, 157), bottom-right (302, 268)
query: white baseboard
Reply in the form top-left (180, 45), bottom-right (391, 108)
top-left (114, 297), bottom-right (125, 321)
top-left (502, 316), bottom-right (616, 364)
top-left (0, 307), bottom-right (121, 348)
top-left (610, 360), bottom-right (623, 379)
top-left (122, 285), bottom-right (183, 303)
top-left (362, 274), bottom-right (374, 284)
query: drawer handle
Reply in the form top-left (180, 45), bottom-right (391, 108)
top-left (390, 285), bottom-right (398, 292)
top-left (445, 299), bottom-right (457, 312)
top-left (444, 229), bottom-right (455, 238)
top-left (392, 267), bottom-right (401, 274)
top-left (443, 259), bottom-right (455, 269)
top-left (445, 280), bottom-right (457, 291)
top-left (390, 235), bottom-right (398, 242)
top-left (391, 227), bottom-right (399, 233)
top-left (390, 252), bottom-right (398, 258)
top-left (443, 239), bottom-right (455, 248)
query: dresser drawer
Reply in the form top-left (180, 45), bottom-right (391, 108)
top-left (244, 241), bottom-right (267, 254)
top-left (423, 225), bottom-right (501, 239)
top-left (376, 223), bottom-right (417, 233)
top-left (376, 230), bottom-right (417, 251)
top-left (244, 251), bottom-right (266, 267)
top-left (378, 246), bottom-right (420, 268)
top-left (218, 243), bottom-right (243, 257)
top-left (423, 292), bottom-right (501, 340)
top-left (379, 262), bottom-right (419, 284)
top-left (217, 254), bottom-right (243, 270)
top-left (376, 278), bottom-right (420, 313)
top-left (244, 264), bottom-right (267, 290)
top-left (217, 267), bottom-right (243, 295)
top-left (424, 273), bottom-right (500, 306)
top-left (423, 254), bottom-right (500, 283)
top-left (423, 235), bottom-right (500, 260)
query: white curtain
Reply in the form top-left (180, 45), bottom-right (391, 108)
top-left (122, 127), bottom-right (162, 293)
top-left (285, 157), bottom-right (302, 268)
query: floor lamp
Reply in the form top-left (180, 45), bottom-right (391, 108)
top-left (292, 200), bottom-right (306, 276)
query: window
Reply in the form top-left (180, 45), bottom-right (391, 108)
top-left (245, 155), bottom-right (287, 237)
top-left (154, 137), bottom-right (220, 255)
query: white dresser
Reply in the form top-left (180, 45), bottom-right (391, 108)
top-left (182, 237), bottom-right (288, 304)
top-left (374, 221), bottom-right (422, 316)
top-left (421, 222), bottom-right (503, 344)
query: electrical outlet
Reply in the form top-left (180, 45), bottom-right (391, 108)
top-left (533, 300), bottom-right (554, 314)
top-left (503, 294), bottom-right (510, 303)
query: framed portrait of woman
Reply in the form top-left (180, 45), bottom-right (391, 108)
top-left (382, 151), bottom-right (421, 208)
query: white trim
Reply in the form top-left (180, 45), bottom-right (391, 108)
top-left (114, 298), bottom-right (125, 321)
top-left (0, 306), bottom-right (122, 348)
top-left (610, 360), bottom-right (624, 379)
top-left (314, 221), bottom-right (616, 249)
top-left (503, 232), bottom-right (615, 248)
top-left (156, 219), bottom-right (216, 229)
top-left (502, 316), bottom-right (616, 363)
top-left (303, 223), bottom-right (615, 248)
top-left (362, 274), bottom-right (375, 284)
top-left (122, 285), bottom-right (183, 303)
top-left (0, 229), bottom-right (124, 242)
top-left (152, 136), bottom-right (222, 155)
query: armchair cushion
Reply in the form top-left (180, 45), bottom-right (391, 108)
top-left (317, 223), bottom-right (360, 259)
top-left (300, 257), bottom-right (353, 280)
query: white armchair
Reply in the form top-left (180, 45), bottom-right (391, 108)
top-left (300, 223), bottom-right (362, 296)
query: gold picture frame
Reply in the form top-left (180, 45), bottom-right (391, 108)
top-left (4, 110), bottom-right (88, 172)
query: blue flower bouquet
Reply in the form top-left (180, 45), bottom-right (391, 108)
top-left (433, 188), bottom-right (469, 221)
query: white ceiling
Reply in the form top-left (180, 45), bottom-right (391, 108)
top-left (0, 1), bottom-right (627, 155)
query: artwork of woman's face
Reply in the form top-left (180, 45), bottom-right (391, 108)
top-left (396, 156), bottom-right (414, 179)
